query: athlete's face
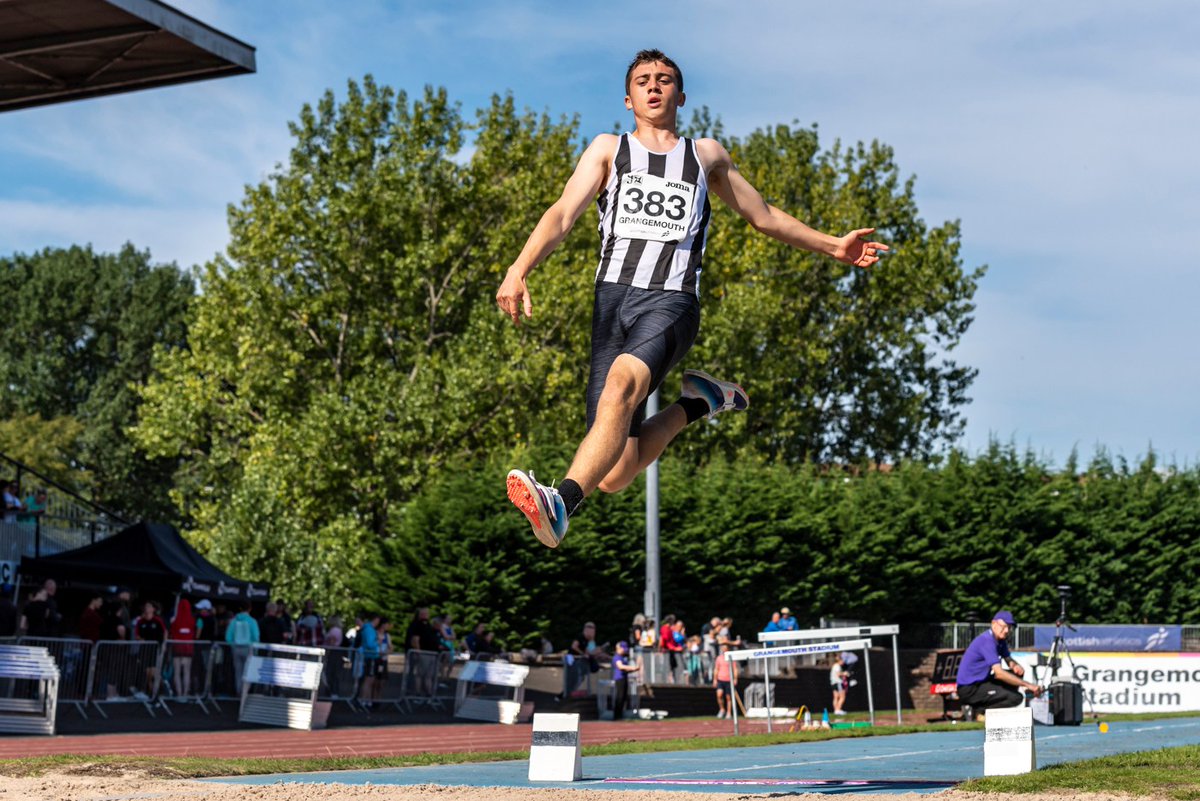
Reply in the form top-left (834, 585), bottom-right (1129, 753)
top-left (625, 61), bottom-right (684, 120)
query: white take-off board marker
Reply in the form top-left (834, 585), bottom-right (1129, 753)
top-left (984, 706), bottom-right (1036, 776)
top-left (528, 712), bottom-right (582, 782)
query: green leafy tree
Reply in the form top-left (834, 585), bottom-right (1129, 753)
top-left (137, 80), bottom-right (983, 617)
top-left (680, 115), bottom-right (984, 465)
top-left (0, 244), bottom-right (193, 518)
top-left (135, 78), bottom-right (598, 607)
top-left (0, 413), bottom-right (87, 491)
top-left (388, 444), bottom-right (1200, 649)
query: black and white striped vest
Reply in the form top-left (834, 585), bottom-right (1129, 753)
top-left (594, 133), bottom-right (712, 298)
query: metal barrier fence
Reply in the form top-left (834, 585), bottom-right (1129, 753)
top-left (637, 649), bottom-right (717, 685)
top-left (15, 636), bottom-right (91, 716)
top-left (398, 649), bottom-right (451, 712)
top-left (316, 645), bottom-right (362, 704)
top-left (561, 653), bottom-right (608, 697)
top-left (85, 639), bottom-right (170, 717)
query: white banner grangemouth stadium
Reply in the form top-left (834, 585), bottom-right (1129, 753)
top-left (1013, 651), bottom-right (1200, 713)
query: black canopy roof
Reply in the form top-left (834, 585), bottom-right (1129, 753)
top-left (20, 521), bottom-right (269, 601)
top-left (1, 0), bottom-right (255, 113)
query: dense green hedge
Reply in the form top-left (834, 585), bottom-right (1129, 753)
top-left (376, 443), bottom-right (1200, 649)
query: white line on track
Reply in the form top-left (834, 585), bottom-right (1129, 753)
top-left (589, 719), bottom-right (1200, 783)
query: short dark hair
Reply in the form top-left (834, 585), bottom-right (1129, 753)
top-left (625, 49), bottom-right (683, 94)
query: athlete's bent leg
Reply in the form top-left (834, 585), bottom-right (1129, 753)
top-left (565, 354), bottom-right (651, 494)
top-left (595, 404), bottom-right (688, 493)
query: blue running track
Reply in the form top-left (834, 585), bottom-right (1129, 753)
top-left (213, 717), bottom-right (1200, 795)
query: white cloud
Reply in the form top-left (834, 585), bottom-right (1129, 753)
top-left (0, 199), bottom-right (229, 271)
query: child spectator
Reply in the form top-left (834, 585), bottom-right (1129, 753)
top-left (611, 640), bottom-right (639, 719)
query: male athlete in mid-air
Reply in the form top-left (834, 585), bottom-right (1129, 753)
top-left (498, 49), bottom-right (888, 548)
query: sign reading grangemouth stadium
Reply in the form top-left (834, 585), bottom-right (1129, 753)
top-left (1032, 625), bottom-right (1182, 652)
top-left (1014, 651), bottom-right (1200, 713)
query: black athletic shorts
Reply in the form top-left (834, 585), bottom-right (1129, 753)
top-left (956, 679), bottom-right (1024, 710)
top-left (586, 283), bottom-right (701, 437)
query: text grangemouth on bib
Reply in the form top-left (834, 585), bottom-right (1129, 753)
top-left (613, 173), bottom-right (696, 243)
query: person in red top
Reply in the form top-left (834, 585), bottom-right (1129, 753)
top-left (78, 593), bottom-right (103, 644)
top-left (168, 599), bottom-right (197, 698)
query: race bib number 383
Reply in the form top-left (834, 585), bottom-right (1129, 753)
top-left (613, 173), bottom-right (696, 242)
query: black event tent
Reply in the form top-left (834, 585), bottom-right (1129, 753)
top-left (19, 522), bottom-right (269, 602)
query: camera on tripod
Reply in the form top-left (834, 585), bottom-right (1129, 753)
top-left (1034, 583), bottom-right (1086, 725)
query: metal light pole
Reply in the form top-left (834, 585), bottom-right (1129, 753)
top-left (644, 389), bottom-right (661, 632)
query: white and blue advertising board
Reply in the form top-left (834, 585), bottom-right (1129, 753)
top-left (1032, 625), bottom-right (1181, 652)
top-left (1013, 651), bottom-right (1200, 713)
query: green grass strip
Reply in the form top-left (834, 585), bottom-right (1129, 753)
top-left (962, 744), bottom-right (1200, 800)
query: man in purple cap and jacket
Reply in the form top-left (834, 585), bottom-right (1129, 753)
top-left (955, 610), bottom-right (1043, 715)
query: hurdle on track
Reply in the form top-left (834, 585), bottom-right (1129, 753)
top-left (756, 624), bottom-right (904, 725)
top-left (725, 638), bottom-right (873, 735)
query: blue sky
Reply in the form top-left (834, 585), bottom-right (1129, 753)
top-left (2, 1), bottom-right (1196, 466)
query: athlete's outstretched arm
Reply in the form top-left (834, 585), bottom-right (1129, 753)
top-left (698, 139), bottom-right (888, 268)
top-left (496, 134), bottom-right (616, 326)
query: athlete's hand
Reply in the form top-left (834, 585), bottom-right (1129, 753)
top-left (496, 267), bottom-right (533, 326)
top-left (833, 228), bottom-right (889, 268)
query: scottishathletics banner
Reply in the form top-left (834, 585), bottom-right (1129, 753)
top-left (1013, 651), bottom-right (1200, 713)
top-left (1032, 624), bottom-right (1182, 652)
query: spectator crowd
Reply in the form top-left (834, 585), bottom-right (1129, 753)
top-left (1, 569), bottom-right (828, 719)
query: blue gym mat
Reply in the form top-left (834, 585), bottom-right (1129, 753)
top-left (212, 717), bottom-right (1200, 795)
